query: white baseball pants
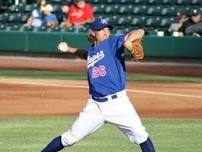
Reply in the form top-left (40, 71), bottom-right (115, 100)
top-left (61, 90), bottom-right (149, 146)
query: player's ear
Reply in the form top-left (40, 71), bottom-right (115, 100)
top-left (103, 28), bottom-right (110, 37)
top-left (88, 30), bottom-right (95, 43)
top-left (88, 29), bottom-right (95, 37)
top-left (91, 32), bottom-right (96, 37)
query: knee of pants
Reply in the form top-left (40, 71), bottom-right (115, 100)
top-left (61, 130), bottom-right (82, 146)
top-left (127, 130), bottom-right (149, 145)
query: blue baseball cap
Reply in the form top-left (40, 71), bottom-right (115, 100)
top-left (89, 18), bottom-right (113, 31)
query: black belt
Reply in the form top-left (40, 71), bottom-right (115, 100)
top-left (92, 94), bottom-right (118, 102)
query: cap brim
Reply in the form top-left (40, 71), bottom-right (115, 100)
top-left (90, 25), bottom-right (113, 31)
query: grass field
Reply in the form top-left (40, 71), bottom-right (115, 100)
top-left (1, 70), bottom-right (202, 83)
top-left (0, 116), bottom-right (202, 152)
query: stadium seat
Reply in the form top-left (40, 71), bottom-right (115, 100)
top-left (160, 6), bottom-right (177, 16)
top-left (133, 0), bottom-right (148, 4)
top-left (131, 16), bottom-right (146, 26)
top-left (145, 27), bottom-right (157, 35)
top-left (51, 0), bottom-right (62, 5)
top-left (52, 4), bottom-right (61, 12)
top-left (105, 0), bottom-right (114, 4)
top-left (21, 26), bottom-right (33, 31)
top-left (132, 5), bottom-right (147, 15)
top-left (20, 13), bottom-right (29, 23)
top-left (191, 0), bottom-right (202, 5)
top-left (88, 0), bottom-right (100, 4)
top-left (1, 13), bottom-right (9, 22)
top-left (9, 24), bottom-right (21, 31)
top-left (119, 0), bottom-right (134, 4)
top-left (147, 0), bottom-right (162, 4)
top-left (160, 17), bottom-right (174, 27)
top-left (23, 4), bottom-right (35, 12)
top-left (94, 4), bottom-right (106, 14)
top-left (117, 16), bottom-right (132, 26)
top-left (107, 15), bottom-right (118, 25)
top-left (176, 0), bottom-right (191, 5)
top-left (103, 5), bottom-right (115, 14)
top-left (146, 6), bottom-right (162, 15)
top-left (118, 5), bottom-right (133, 14)
top-left (8, 4), bottom-right (24, 12)
top-left (8, 14), bottom-right (16, 22)
top-left (145, 17), bottom-right (161, 27)
top-left (78, 26), bottom-right (88, 33)
top-left (0, 14), bottom-right (2, 22)
top-left (8, 5), bottom-right (18, 12)
top-left (96, 13), bottom-right (109, 19)
top-left (0, 24), bottom-right (6, 30)
top-left (162, 0), bottom-right (176, 4)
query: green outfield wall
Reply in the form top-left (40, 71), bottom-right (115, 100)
top-left (0, 31), bottom-right (202, 58)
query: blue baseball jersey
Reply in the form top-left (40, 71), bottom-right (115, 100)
top-left (87, 34), bottom-right (126, 97)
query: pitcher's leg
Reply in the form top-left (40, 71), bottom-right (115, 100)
top-left (41, 100), bottom-right (104, 152)
top-left (61, 109), bottom-right (104, 146)
top-left (105, 94), bottom-right (155, 152)
top-left (140, 137), bottom-right (155, 152)
top-left (41, 136), bottom-right (63, 152)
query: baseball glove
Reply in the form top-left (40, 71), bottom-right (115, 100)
top-left (131, 39), bottom-right (144, 61)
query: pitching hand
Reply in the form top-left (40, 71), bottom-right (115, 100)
top-left (57, 42), bottom-right (70, 52)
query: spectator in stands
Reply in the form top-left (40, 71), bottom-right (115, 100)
top-left (23, 9), bottom-right (43, 28)
top-left (43, 4), bottom-right (58, 28)
top-left (38, 0), bottom-right (47, 11)
top-left (60, 0), bottom-right (94, 30)
top-left (180, 9), bottom-right (202, 36)
top-left (23, 0), bottom-right (47, 28)
top-left (168, 10), bottom-right (187, 36)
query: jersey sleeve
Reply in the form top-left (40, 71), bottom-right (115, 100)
top-left (109, 34), bottom-right (126, 54)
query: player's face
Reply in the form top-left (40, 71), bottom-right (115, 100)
top-left (90, 28), bottom-right (111, 44)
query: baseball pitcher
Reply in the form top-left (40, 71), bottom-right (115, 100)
top-left (41, 18), bottom-right (155, 152)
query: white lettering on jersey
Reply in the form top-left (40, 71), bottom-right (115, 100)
top-left (87, 50), bottom-right (105, 68)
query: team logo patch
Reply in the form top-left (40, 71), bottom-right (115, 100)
top-left (87, 50), bottom-right (105, 68)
